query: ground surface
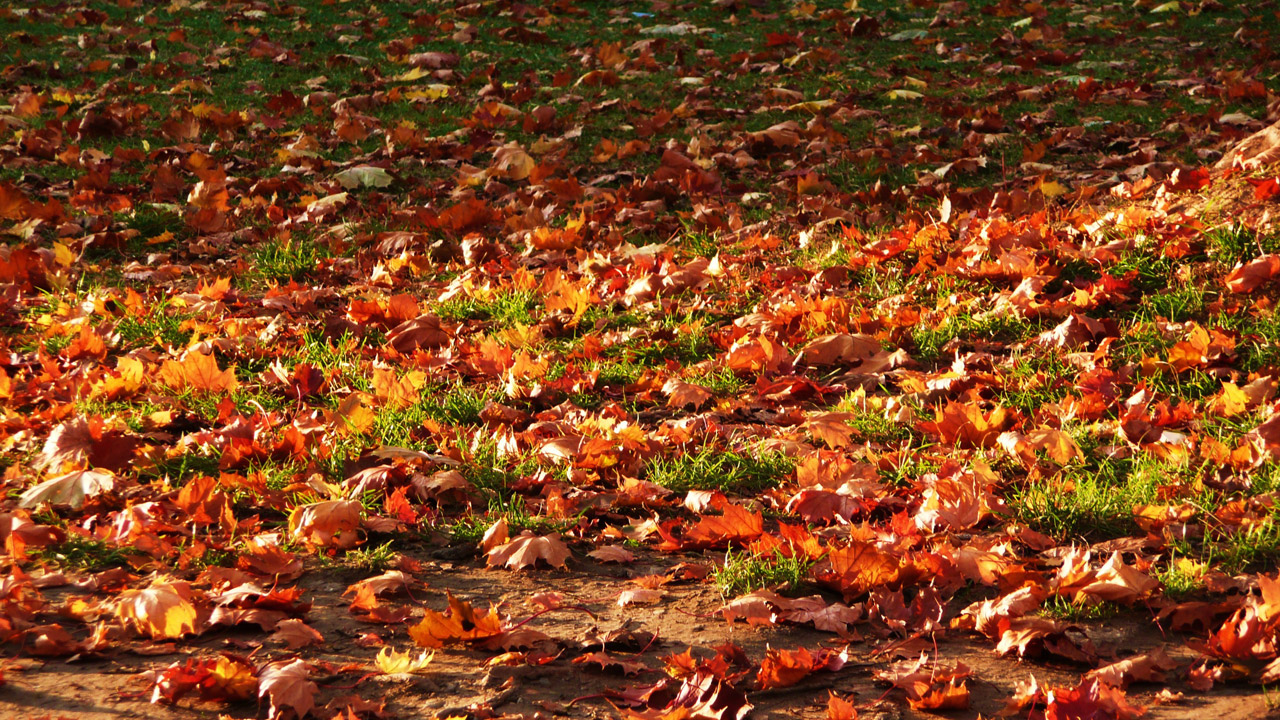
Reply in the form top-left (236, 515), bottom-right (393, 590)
top-left (3, 1), bottom-right (1280, 719)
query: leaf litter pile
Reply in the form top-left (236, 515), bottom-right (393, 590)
top-left (2, 0), bottom-right (1280, 718)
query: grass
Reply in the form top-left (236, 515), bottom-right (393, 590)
top-left (35, 536), bottom-right (133, 572)
top-left (645, 449), bottom-right (794, 495)
top-left (1205, 223), bottom-right (1280, 268)
top-left (1000, 351), bottom-right (1073, 414)
top-left (688, 368), bottom-right (748, 396)
top-left (444, 492), bottom-right (575, 545)
top-left (115, 303), bottom-right (194, 351)
top-left (1154, 557), bottom-right (1208, 599)
top-left (714, 548), bottom-right (814, 599)
top-left (1038, 595), bottom-right (1119, 622)
top-left (1213, 519), bottom-right (1280, 575)
top-left (141, 452), bottom-right (224, 484)
top-left (245, 237), bottom-right (331, 285)
top-left (911, 312), bottom-right (1034, 364)
top-left (340, 541), bottom-right (398, 573)
top-left (1009, 457), bottom-right (1164, 541)
top-left (436, 291), bottom-right (541, 329)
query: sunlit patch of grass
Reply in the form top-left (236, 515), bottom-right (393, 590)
top-left (35, 536), bottom-right (132, 572)
top-left (435, 291), bottom-right (540, 329)
top-left (246, 237), bottom-right (330, 284)
top-left (876, 444), bottom-right (941, 488)
top-left (339, 541), bottom-right (398, 573)
top-left (115, 302), bottom-right (194, 351)
top-left (1037, 595), bottom-right (1118, 622)
top-left (1154, 557), bottom-right (1207, 599)
top-left (714, 548), bottom-right (813, 599)
top-left (1231, 310), bottom-right (1280, 373)
top-left (1138, 283), bottom-right (1211, 324)
top-left (999, 350), bottom-right (1073, 414)
top-left (645, 448), bottom-right (793, 495)
top-left (1214, 519), bottom-right (1280, 575)
top-left (1206, 223), bottom-right (1280, 268)
top-left (458, 436), bottom-right (544, 493)
top-left (140, 452), bottom-right (224, 484)
top-left (443, 492), bottom-right (574, 545)
top-left (910, 312), bottom-right (1034, 364)
top-left (297, 330), bottom-right (370, 392)
top-left (830, 395), bottom-right (910, 443)
top-left (590, 359), bottom-right (647, 388)
top-left (1009, 456), bottom-right (1170, 540)
top-left (1108, 252), bottom-right (1178, 294)
top-left (609, 324), bottom-right (718, 367)
top-left (689, 367), bottom-right (748, 396)
top-left (677, 231), bottom-right (726, 259)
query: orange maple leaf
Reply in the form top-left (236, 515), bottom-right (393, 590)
top-left (156, 351), bottom-right (239, 394)
top-left (756, 645), bottom-right (847, 690)
top-left (370, 367), bottom-right (425, 410)
top-left (408, 592), bottom-right (506, 648)
top-left (682, 503), bottom-right (764, 548)
top-left (922, 401), bottom-right (1008, 448)
top-left (813, 542), bottom-right (901, 600)
top-left (1226, 254), bottom-right (1280, 294)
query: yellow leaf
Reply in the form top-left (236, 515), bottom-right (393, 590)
top-left (1037, 177), bottom-right (1070, 198)
top-left (885, 89), bottom-right (923, 101)
top-left (333, 392), bottom-right (376, 434)
top-left (116, 580), bottom-right (200, 640)
top-left (1213, 382), bottom-right (1249, 417)
top-left (52, 242), bottom-right (76, 268)
top-left (371, 367), bottom-right (424, 410)
top-left (391, 66), bottom-right (431, 82)
top-left (404, 84), bottom-right (451, 100)
top-left (787, 99), bottom-right (835, 113)
top-left (375, 647), bottom-right (435, 675)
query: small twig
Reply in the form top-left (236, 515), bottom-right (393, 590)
top-left (567, 692), bottom-right (608, 707)
top-left (509, 603), bottom-right (596, 629)
top-left (674, 606), bottom-right (717, 619)
top-left (633, 628), bottom-right (661, 656)
top-left (318, 671), bottom-right (379, 690)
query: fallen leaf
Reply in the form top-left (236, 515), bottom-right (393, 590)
top-left (408, 592), bottom-right (506, 648)
top-left (258, 659), bottom-right (317, 720)
top-left (375, 646), bottom-right (435, 674)
top-left (271, 619), bottom-right (324, 650)
top-left (116, 579), bottom-right (200, 640)
top-left (485, 531), bottom-right (571, 570)
top-left (156, 351), bottom-right (239, 394)
top-left (334, 165), bottom-right (393, 189)
top-left (18, 469), bottom-right (115, 509)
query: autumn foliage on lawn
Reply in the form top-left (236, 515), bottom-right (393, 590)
top-left (3, 0), bottom-right (1280, 718)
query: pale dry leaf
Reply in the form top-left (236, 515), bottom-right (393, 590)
top-left (19, 469), bottom-right (115, 510)
top-left (588, 545), bottom-right (636, 564)
top-left (334, 165), bottom-right (393, 189)
top-left (617, 588), bottom-right (664, 607)
top-left (485, 531), bottom-right (571, 570)
top-left (258, 659), bottom-right (317, 720)
top-left (271, 619), bottom-right (324, 650)
top-left (287, 499), bottom-right (362, 549)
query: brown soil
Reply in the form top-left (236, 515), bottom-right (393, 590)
top-left (2, 546), bottom-right (1277, 720)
